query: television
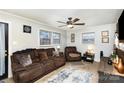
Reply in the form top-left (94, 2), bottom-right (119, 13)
top-left (118, 10), bottom-right (124, 40)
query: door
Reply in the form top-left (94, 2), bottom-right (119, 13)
top-left (0, 22), bottom-right (8, 80)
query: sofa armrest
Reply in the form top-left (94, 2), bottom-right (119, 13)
top-left (12, 62), bottom-right (26, 72)
top-left (14, 67), bottom-right (26, 72)
top-left (11, 55), bottom-right (26, 72)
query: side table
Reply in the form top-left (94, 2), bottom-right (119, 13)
top-left (83, 52), bottom-right (95, 63)
top-left (108, 58), bottom-right (113, 65)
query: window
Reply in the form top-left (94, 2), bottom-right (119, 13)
top-left (40, 31), bottom-right (51, 45)
top-left (53, 32), bottom-right (61, 44)
top-left (39, 30), bottom-right (61, 45)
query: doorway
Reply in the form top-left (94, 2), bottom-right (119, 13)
top-left (0, 22), bottom-right (8, 80)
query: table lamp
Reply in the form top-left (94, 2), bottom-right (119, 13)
top-left (57, 45), bottom-right (60, 52)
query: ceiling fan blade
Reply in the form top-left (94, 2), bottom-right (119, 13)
top-left (73, 18), bottom-right (80, 23)
top-left (73, 23), bottom-right (85, 25)
top-left (58, 25), bottom-right (67, 27)
top-left (56, 21), bottom-right (66, 24)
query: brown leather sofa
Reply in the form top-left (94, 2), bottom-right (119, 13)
top-left (65, 46), bottom-right (82, 61)
top-left (11, 48), bottom-right (65, 83)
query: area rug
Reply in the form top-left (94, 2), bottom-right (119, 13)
top-left (98, 71), bottom-right (124, 83)
top-left (47, 68), bottom-right (93, 83)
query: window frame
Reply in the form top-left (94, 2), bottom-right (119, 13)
top-left (39, 30), bottom-right (61, 46)
top-left (39, 30), bottom-right (52, 45)
top-left (52, 32), bottom-right (61, 44)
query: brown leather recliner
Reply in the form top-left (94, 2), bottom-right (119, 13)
top-left (11, 48), bottom-right (65, 83)
top-left (65, 46), bottom-right (82, 61)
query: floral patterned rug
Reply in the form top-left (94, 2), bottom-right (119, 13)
top-left (47, 68), bottom-right (94, 83)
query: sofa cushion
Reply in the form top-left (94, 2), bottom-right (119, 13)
top-left (43, 60), bottom-right (56, 73)
top-left (45, 48), bottom-right (55, 57)
top-left (16, 54), bottom-right (32, 67)
top-left (32, 58), bottom-right (40, 63)
top-left (65, 47), bottom-right (77, 53)
top-left (69, 53), bottom-right (80, 57)
top-left (25, 49), bottom-right (36, 59)
top-left (33, 49), bottom-right (39, 57)
top-left (39, 52), bottom-right (48, 61)
top-left (51, 56), bottom-right (65, 67)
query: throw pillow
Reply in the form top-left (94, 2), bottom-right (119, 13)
top-left (39, 52), bottom-right (48, 61)
top-left (53, 51), bottom-right (59, 57)
top-left (16, 54), bottom-right (32, 67)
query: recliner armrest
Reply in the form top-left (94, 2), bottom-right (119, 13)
top-left (75, 52), bottom-right (81, 54)
top-left (69, 52), bottom-right (81, 56)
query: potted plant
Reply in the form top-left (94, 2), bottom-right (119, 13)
top-left (111, 52), bottom-right (117, 60)
top-left (108, 52), bottom-right (116, 65)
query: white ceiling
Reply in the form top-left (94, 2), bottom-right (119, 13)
top-left (1, 9), bottom-right (123, 30)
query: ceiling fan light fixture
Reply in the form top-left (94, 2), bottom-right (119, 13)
top-left (67, 24), bottom-right (73, 28)
top-left (57, 17), bottom-right (85, 29)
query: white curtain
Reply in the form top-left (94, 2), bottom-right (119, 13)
top-left (0, 24), bottom-right (5, 76)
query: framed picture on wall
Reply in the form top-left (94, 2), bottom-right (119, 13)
top-left (101, 31), bottom-right (109, 43)
top-left (102, 37), bottom-right (109, 43)
top-left (101, 31), bottom-right (109, 38)
top-left (23, 25), bottom-right (31, 33)
top-left (82, 32), bottom-right (95, 44)
top-left (71, 33), bottom-right (75, 42)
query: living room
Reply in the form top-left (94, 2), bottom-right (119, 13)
top-left (0, 9), bottom-right (124, 83)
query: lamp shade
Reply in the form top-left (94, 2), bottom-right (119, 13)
top-left (57, 45), bottom-right (60, 49)
top-left (87, 45), bottom-right (94, 53)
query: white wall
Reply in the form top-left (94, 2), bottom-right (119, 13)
top-left (0, 11), bottom-right (66, 78)
top-left (67, 24), bottom-right (116, 62)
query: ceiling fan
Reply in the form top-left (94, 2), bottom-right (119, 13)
top-left (57, 17), bottom-right (85, 29)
